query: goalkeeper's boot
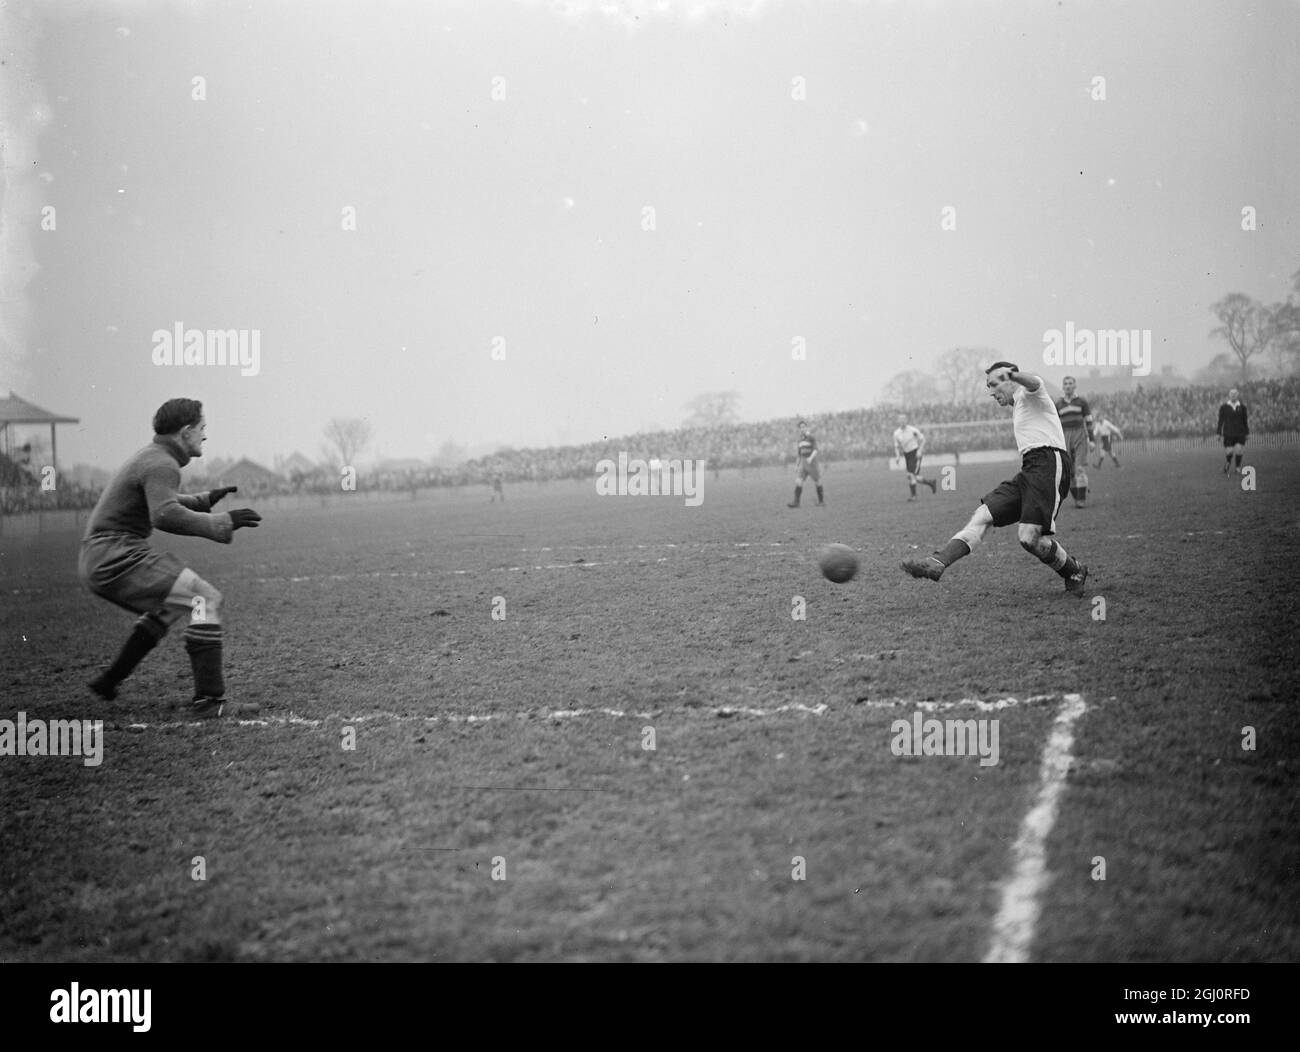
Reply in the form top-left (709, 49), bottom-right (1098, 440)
top-left (901, 556), bottom-right (945, 582)
top-left (1064, 563), bottom-right (1089, 595)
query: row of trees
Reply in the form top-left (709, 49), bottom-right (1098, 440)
top-left (1210, 270), bottom-right (1300, 381)
top-left (329, 270), bottom-right (1300, 461)
top-left (873, 272), bottom-right (1300, 408)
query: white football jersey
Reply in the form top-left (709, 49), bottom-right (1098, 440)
top-left (893, 425), bottom-right (923, 453)
top-left (1012, 378), bottom-right (1067, 455)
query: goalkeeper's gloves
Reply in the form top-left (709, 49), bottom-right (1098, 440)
top-left (229, 508), bottom-right (262, 530)
top-left (208, 485), bottom-right (238, 507)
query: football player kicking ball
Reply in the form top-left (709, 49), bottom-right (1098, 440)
top-left (902, 363), bottom-right (1089, 594)
top-left (79, 398), bottom-right (263, 718)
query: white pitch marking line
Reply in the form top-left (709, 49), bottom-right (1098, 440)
top-left (116, 695), bottom-right (1051, 731)
top-left (983, 692), bottom-right (1089, 964)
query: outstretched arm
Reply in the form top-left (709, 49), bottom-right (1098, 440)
top-left (143, 463), bottom-right (234, 543)
top-left (1005, 367), bottom-right (1041, 392)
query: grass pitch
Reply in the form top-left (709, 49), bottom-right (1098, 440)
top-left (2, 450), bottom-right (1297, 961)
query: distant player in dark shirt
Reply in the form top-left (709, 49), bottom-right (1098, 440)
top-left (1055, 375), bottom-right (1092, 507)
top-left (79, 399), bottom-right (263, 718)
top-left (1216, 388), bottom-right (1248, 474)
top-left (787, 422), bottom-right (824, 507)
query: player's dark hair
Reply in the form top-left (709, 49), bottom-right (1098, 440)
top-left (985, 361), bottom-right (1019, 375)
top-left (153, 398), bottom-right (203, 435)
top-left (1063, 375), bottom-right (1076, 383)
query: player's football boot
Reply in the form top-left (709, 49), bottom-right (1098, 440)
top-left (926, 478), bottom-right (938, 493)
top-left (87, 675), bottom-right (118, 701)
top-left (188, 697), bottom-right (262, 720)
top-left (786, 502), bottom-right (800, 508)
top-left (901, 556), bottom-right (944, 581)
top-left (1064, 563), bottom-right (1089, 594)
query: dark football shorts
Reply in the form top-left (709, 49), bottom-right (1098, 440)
top-left (904, 449), bottom-right (921, 474)
top-left (1100, 436), bottom-right (1112, 452)
top-left (1222, 434), bottom-right (1247, 448)
top-left (80, 533), bottom-right (187, 614)
top-left (981, 447), bottom-right (1071, 536)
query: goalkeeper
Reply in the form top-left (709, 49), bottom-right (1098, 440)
top-left (79, 398), bottom-right (263, 718)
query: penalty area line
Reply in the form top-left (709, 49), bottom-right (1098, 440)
top-left (983, 692), bottom-right (1088, 964)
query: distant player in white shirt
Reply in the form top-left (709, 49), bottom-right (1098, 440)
top-left (1093, 417), bottom-right (1123, 469)
top-left (893, 414), bottom-right (938, 501)
top-left (902, 361), bottom-right (1089, 593)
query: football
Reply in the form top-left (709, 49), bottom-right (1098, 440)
top-left (818, 543), bottom-right (859, 583)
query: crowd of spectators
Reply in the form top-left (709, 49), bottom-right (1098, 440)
top-left (5, 379), bottom-right (1298, 514)
top-left (462, 377), bottom-right (1300, 483)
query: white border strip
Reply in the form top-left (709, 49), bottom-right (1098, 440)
top-left (983, 692), bottom-right (1088, 964)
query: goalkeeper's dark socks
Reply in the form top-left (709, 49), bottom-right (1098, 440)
top-left (184, 622), bottom-right (225, 700)
top-left (935, 538), bottom-right (971, 567)
top-left (92, 619), bottom-right (166, 697)
top-left (815, 485), bottom-right (824, 503)
top-left (1078, 486), bottom-right (1087, 502)
top-left (909, 482), bottom-right (917, 497)
top-left (1235, 455), bottom-right (1243, 468)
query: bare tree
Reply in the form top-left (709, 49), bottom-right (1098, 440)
top-left (321, 417), bottom-right (373, 469)
top-left (1266, 269), bottom-right (1300, 376)
top-left (1210, 294), bottom-right (1273, 380)
top-left (879, 369), bottom-right (941, 408)
top-left (683, 391), bottom-right (740, 428)
top-left (933, 347), bottom-right (994, 403)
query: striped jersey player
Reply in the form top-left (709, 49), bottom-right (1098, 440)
top-left (1055, 375), bottom-right (1093, 507)
top-left (787, 421), bottom-right (825, 507)
top-left (902, 362), bottom-right (1089, 593)
top-left (79, 399), bottom-right (263, 718)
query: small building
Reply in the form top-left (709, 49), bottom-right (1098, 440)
top-left (0, 392), bottom-right (80, 475)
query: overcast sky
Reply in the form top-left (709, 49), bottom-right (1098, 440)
top-left (2, 0), bottom-right (1296, 469)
